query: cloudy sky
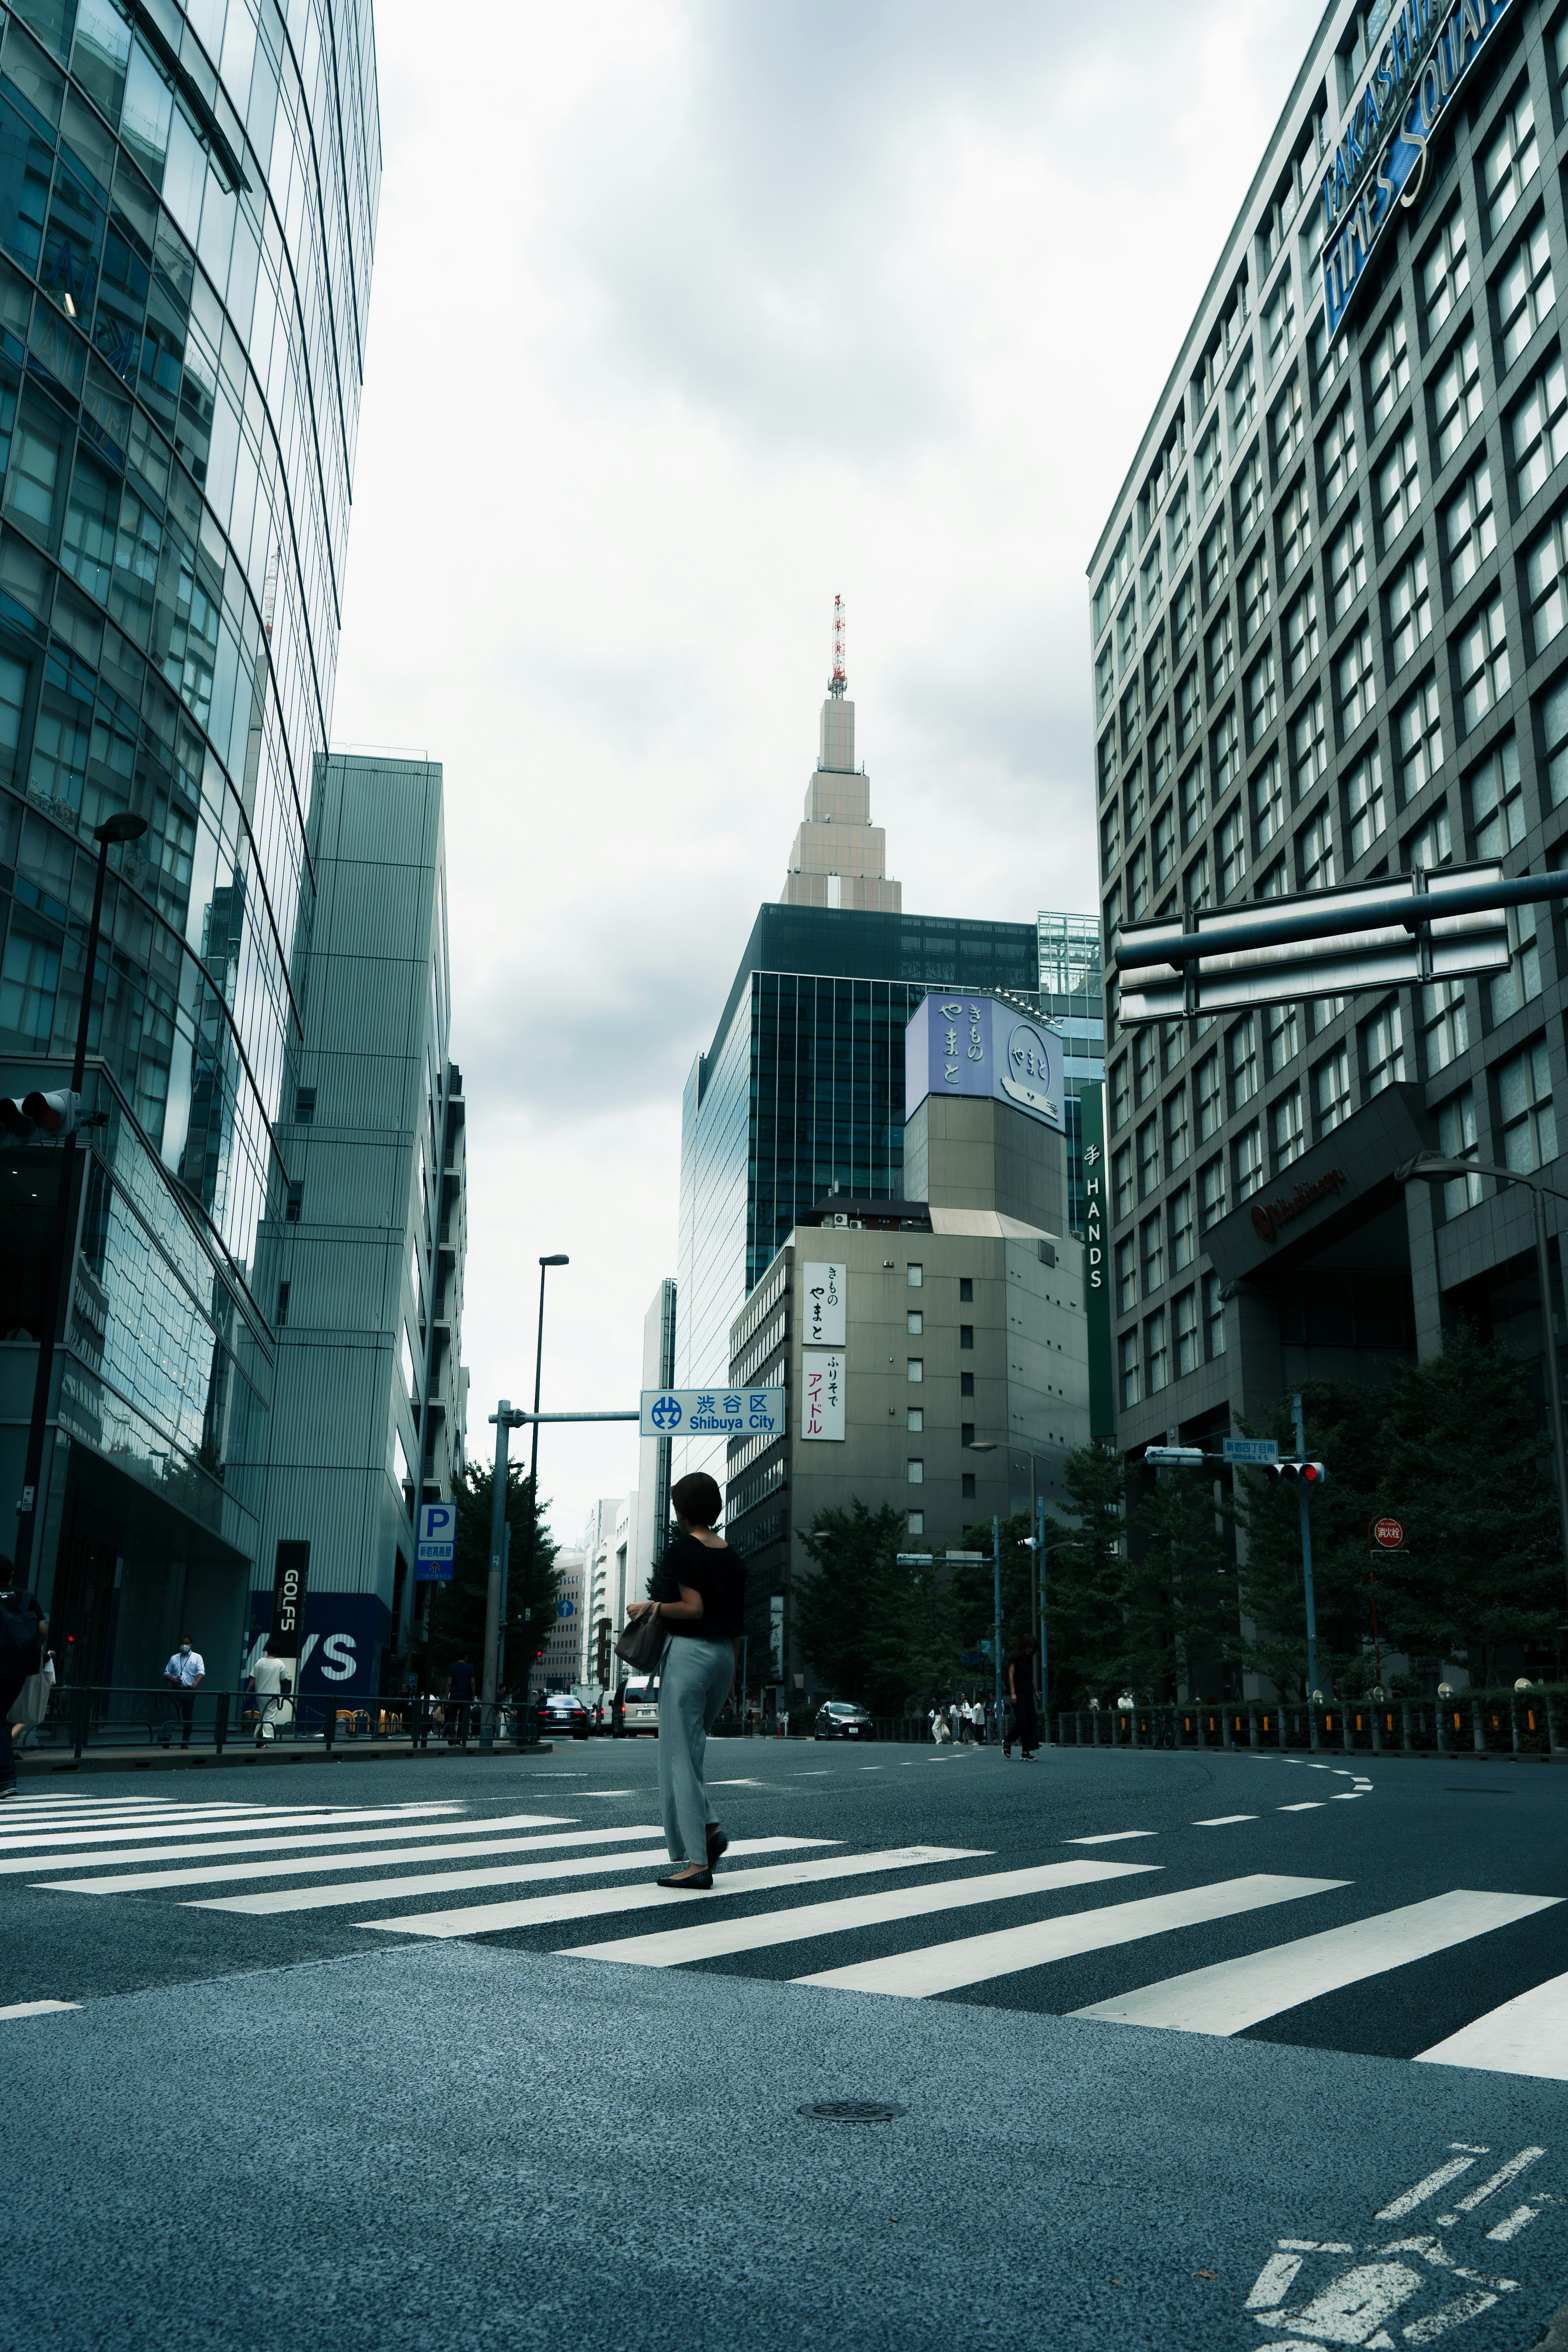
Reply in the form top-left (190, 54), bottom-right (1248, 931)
top-left (330, 0), bottom-right (1324, 1550)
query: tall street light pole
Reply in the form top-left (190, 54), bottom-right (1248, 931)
top-left (1397, 1152), bottom-right (1568, 1599)
top-left (518, 1254), bottom-right (569, 1747)
top-left (13, 812), bottom-right (147, 1587)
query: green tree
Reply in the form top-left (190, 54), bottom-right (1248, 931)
top-left (1128, 1463), bottom-right (1238, 1698)
top-left (1233, 1383), bottom-right (1388, 1699)
top-left (414, 1463), bottom-right (560, 1692)
top-left (794, 1501), bottom-right (921, 1715)
top-left (1045, 1440), bottom-right (1134, 1704)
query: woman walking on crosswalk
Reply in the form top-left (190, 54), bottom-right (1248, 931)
top-left (625, 1471), bottom-right (746, 1890)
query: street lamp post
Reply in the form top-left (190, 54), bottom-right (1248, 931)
top-left (518, 1254), bottom-right (569, 1747)
top-left (1396, 1152), bottom-right (1568, 1601)
top-left (968, 1436), bottom-right (1058, 1720)
top-left (12, 812), bottom-right (147, 1586)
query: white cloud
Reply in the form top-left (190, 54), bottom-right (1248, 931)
top-left (333, 0), bottom-right (1324, 1546)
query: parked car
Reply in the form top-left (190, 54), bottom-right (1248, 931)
top-left (815, 1699), bottom-right (874, 1741)
top-left (537, 1692), bottom-right (591, 1740)
top-left (621, 1673), bottom-right (661, 1735)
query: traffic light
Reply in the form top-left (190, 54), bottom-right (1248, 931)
top-left (0, 1090), bottom-right (80, 1138)
top-left (1265, 1459), bottom-right (1328, 1486)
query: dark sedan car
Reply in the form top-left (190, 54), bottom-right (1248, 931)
top-left (814, 1699), bottom-right (874, 1741)
top-left (536, 1692), bottom-right (591, 1740)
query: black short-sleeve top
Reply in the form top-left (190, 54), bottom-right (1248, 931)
top-left (662, 1535), bottom-right (746, 1641)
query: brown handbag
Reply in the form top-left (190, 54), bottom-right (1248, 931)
top-left (614, 1606), bottom-right (665, 1673)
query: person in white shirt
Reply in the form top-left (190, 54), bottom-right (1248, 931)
top-left (162, 1637), bottom-right (204, 1748)
top-left (246, 1642), bottom-right (292, 1744)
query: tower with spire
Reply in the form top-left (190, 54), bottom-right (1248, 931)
top-left (780, 595), bottom-right (902, 913)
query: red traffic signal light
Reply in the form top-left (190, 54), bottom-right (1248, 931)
top-left (0, 1090), bottom-right (80, 1137)
top-left (1265, 1459), bottom-right (1328, 1485)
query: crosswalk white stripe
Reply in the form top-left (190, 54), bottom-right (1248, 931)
top-left (1070, 1891), bottom-right (1562, 2035)
top-left (3, 1811), bottom-right (576, 1877)
top-left (1065, 1831), bottom-right (1156, 1846)
top-left (0, 1804), bottom-right (462, 1851)
top-left (0, 1999), bottom-right (80, 2019)
top-left (565, 1858), bottom-right (1159, 1969)
top-left (49, 1824), bottom-right (666, 1893)
top-left (794, 1873), bottom-right (1345, 1998)
top-left (187, 1835), bottom-right (839, 1915)
top-left (1414, 1966), bottom-right (1568, 2078)
top-left (362, 1846), bottom-right (989, 1939)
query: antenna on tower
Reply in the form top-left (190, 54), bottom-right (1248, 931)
top-left (829, 594), bottom-right (846, 698)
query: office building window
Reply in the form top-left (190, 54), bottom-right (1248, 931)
top-left (1511, 352), bottom-right (1568, 507)
top-left (1242, 546), bottom-right (1271, 643)
top-left (1175, 1286), bottom-right (1199, 1376)
top-left (294, 1087), bottom-right (317, 1125)
top-left (1265, 274), bottom-right (1296, 375)
top-left (1099, 802), bottom-right (1121, 870)
top-left (1457, 596), bottom-right (1510, 731)
top-left (961, 1474), bottom-right (976, 1500)
top-left (1211, 708), bottom-right (1240, 799)
top-left (1098, 727), bottom-right (1120, 799)
top-left (1491, 898), bottom-right (1543, 1022)
top-left (1298, 804), bottom-right (1335, 891)
top-left (1146, 1307), bottom-right (1170, 1396)
top-left (1196, 1048), bottom-right (1222, 1140)
top-left (1432, 328), bottom-right (1483, 467)
top-left (1421, 977), bottom-right (1470, 1077)
top-left (1311, 311), bottom-right (1341, 403)
top-left (1119, 1329), bottom-right (1141, 1409)
top-left (1201, 513), bottom-right (1230, 604)
top-left (1206, 608), bottom-right (1236, 701)
top-left (1404, 803), bottom-right (1454, 871)
top-left (1367, 302), bottom-right (1410, 430)
top-left (1245, 648), bottom-right (1277, 748)
top-left (1173, 572), bottom-right (1196, 658)
top-left (1181, 761), bottom-right (1207, 844)
top-left (1197, 419), bottom-right (1223, 512)
top-left (958, 1276), bottom-right (973, 1301)
top-left (1169, 480), bottom-right (1192, 568)
top-left (1147, 624), bottom-right (1169, 706)
top-left (1118, 594), bottom-right (1138, 671)
top-left (1141, 540), bottom-right (1164, 620)
top-left (1362, 1000), bottom-right (1406, 1094)
top-left (1422, 205), bottom-right (1470, 336)
top-left (1315, 1045), bottom-right (1352, 1133)
top-left (1438, 1083), bottom-right (1483, 1211)
top-left (1526, 505), bottom-right (1568, 655)
top-left (907, 1359), bottom-right (924, 1383)
top-left (1138, 1116), bottom-right (1160, 1199)
top-left (1236, 446), bottom-right (1265, 540)
top-left (1469, 733), bottom-right (1524, 856)
top-left (907, 1460), bottom-right (925, 1485)
top-left (1096, 643), bottom-right (1116, 721)
top-left (1271, 374), bottom-right (1304, 476)
top-left (1285, 581), bottom-right (1319, 684)
top-left (1396, 676), bottom-right (1445, 800)
top-left (1267, 1000), bottom-right (1299, 1074)
top-left (1541, 670), bottom-right (1568, 806)
top-left (1228, 1014), bottom-right (1258, 1110)
top-left (1345, 749), bottom-right (1386, 862)
top-left (1377, 425), bottom-right (1421, 541)
top-left (1443, 463), bottom-right (1494, 596)
top-left (1150, 714), bottom-right (1174, 802)
top-left (907, 1407), bottom-right (923, 1431)
top-left (1162, 1021), bottom-right (1186, 1077)
top-left (1121, 675), bottom-right (1143, 755)
top-left (1328, 509), bottom-right (1367, 619)
top-left (1233, 1120), bottom-right (1264, 1200)
top-left (1134, 1027), bottom-right (1157, 1106)
top-left (959, 1323), bottom-right (975, 1350)
top-left (1117, 1234), bottom-right (1137, 1312)
top-left (1126, 762), bottom-right (1147, 835)
top-left (1271, 1087), bottom-right (1305, 1171)
top-left (276, 1281), bottom-right (291, 1328)
top-left (1279, 475), bottom-right (1312, 579)
top-left (1176, 667), bottom-right (1202, 754)
top-left (1200, 1154), bottom-right (1227, 1229)
top-left (1154, 801), bottom-right (1176, 886)
top-left (1170, 1180), bottom-right (1195, 1271)
top-left (1499, 1036), bottom-right (1557, 1170)
top-left (285, 1183), bottom-right (303, 1223)
top-left (1164, 1086), bottom-right (1191, 1175)
top-left (1291, 689), bottom-right (1328, 796)
top-left (1186, 845), bottom-right (1213, 911)
top-left (960, 1371), bottom-right (974, 1398)
top-left (1386, 550), bottom-right (1432, 675)
top-left (1127, 844), bottom-right (1149, 922)
top-left (1220, 800), bottom-right (1248, 897)
top-left (907, 1511), bottom-right (924, 1535)
top-left (907, 1307), bottom-right (924, 1334)
top-left (1252, 751), bottom-right (1285, 849)
top-left (1485, 88), bottom-right (1539, 235)
top-left (1321, 398), bottom-right (1357, 507)
top-left (1114, 1143), bottom-right (1133, 1219)
top-left (1204, 1271), bottom-right (1227, 1358)
top-left (1141, 1212), bottom-right (1165, 1295)
top-left (1498, 214), bottom-right (1554, 370)
top-left (907, 1263), bottom-right (923, 1287)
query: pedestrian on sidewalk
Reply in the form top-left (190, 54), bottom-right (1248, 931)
top-left (445, 1651), bottom-right (475, 1744)
top-left (625, 1470), bottom-right (745, 1890)
top-left (0, 1568), bottom-right (44, 1797)
top-left (1006, 1639), bottom-right (1040, 1760)
top-left (246, 1642), bottom-right (293, 1744)
top-left (161, 1637), bottom-right (204, 1747)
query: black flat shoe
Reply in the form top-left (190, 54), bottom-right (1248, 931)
top-left (706, 1826), bottom-right (729, 1865)
top-left (657, 1868), bottom-right (713, 1890)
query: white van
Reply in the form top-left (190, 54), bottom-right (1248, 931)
top-left (622, 1673), bottom-right (661, 1735)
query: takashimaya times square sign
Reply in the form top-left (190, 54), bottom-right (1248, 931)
top-left (1321, 0), bottom-right (1517, 339)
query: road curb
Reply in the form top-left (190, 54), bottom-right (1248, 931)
top-left (11, 1743), bottom-right (556, 1777)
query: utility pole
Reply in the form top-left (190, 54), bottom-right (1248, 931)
top-left (482, 1401), bottom-right (525, 1745)
top-left (1036, 1495), bottom-right (1049, 1724)
top-left (992, 1515), bottom-right (1002, 1740)
top-left (1292, 1390), bottom-right (1321, 1699)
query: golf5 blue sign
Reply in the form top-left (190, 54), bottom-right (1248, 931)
top-left (640, 1388), bottom-right (786, 1437)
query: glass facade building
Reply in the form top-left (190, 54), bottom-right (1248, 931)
top-left (0, 0), bottom-right (378, 1689)
top-left (1038, 907), bottom-right (1105, 1232)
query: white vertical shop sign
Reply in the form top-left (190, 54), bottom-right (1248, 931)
top-left (801, 1349), bottom-right (846, 1440)
top-left (802, 1263), bottom-right (846, 1347)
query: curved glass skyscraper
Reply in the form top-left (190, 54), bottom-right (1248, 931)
top-left (0, 0), bottom-right (378, 1682)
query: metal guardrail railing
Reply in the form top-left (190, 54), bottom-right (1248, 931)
top-left (1050, 1690), bottom-right (1568, 1758)
top-left (13, 1686), bottom-right (562, 1759)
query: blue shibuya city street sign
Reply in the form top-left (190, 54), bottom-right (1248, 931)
top-left (639, 1388), bottom-right (786, 1438)
top-left (415, 1500), bottom-right (456, 1583)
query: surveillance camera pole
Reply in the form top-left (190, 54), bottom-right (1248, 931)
top-left (1292, 1390), bottom-right (1321, 1701)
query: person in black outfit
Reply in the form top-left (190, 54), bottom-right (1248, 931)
top-left (1004, 1639), bottom-right (1040, 1760)
top-left (624, 1471), bottom-right (745, 1887)
top-left (0, 1564), bottom-right (44, 1799)
top-left (445, 1650), bottom-right (475, 1744)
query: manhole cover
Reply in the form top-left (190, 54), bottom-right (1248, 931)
top-left (796, 2100), bottom-right (907, 2123)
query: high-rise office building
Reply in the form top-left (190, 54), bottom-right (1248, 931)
top-left (245, 753), bottom-right (466, 1702)
top-left (1090, 0), bottom-right (1567, 1461)
top-left (0, 0), bottom-right (378, 1689)
top-left (1038, 909), bottom-right (1106, 1232)
top-left (780, 652), bottom-right (900, 913)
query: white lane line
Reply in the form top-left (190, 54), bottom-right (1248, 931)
top-left (796, 1873), bottom-right (1344, 1999)
top-left (1376, 2155), bottom-right (1482, 2217)
top-left (1194, 1816), bottom-right (1258, 1827)
top-left (1330, 1793), bottom-right (1363, 1801)
top-left (709, 1780), bottom-right (762, 1787)
top-left (42, 1825), bottom-right (666, 1893)
top-left (188, 1836), bottom-right (837, 1916)
top-left (3, 1811), bottom-right (577, 1878)
top-left (0, 1998), bottom-right (81, 2019)
top-left (568, 1859), bottom-right (1158, 1970)
top-left (0, 1804), bottom-right (461, 1851)
top-left (1064, 1831), bottom-right (1157, 1846)
top-left (1073, 1891), bottom-right (1562, 2036)
top-left (1416, 1967), bottom-right (1568, 2078)
top-left (363, 1846), bottom-right (990, 1940)
top-left (1279, 1803), bottom-right (1324, 1812)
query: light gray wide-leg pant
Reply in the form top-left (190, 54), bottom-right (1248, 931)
top-left (657, 1635), bottom-right (735, 1866)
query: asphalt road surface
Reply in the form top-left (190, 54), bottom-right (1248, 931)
top-left (7, 1734), bottom-right (1568, 2349)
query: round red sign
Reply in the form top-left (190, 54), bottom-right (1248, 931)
top-left (1371, 1516), bottom-right (1405, 1549)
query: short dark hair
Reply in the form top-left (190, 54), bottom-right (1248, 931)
top-left (670, 1471), bottom-right (723, 1529)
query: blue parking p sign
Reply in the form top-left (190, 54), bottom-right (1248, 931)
top-left (415, 1500), bottom-right (456, 1583)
